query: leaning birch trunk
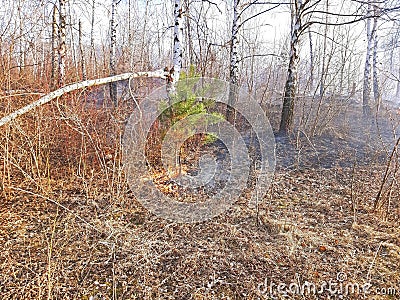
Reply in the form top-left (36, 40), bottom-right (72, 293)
top-left (0, 70), bottom-right (168, 127)
top-left (279, 0), bottom-right (301, 135)
top-left (58, 0), bottom-right (67, 87)
top-left (110, 0), bottom-right (118, 106)
top-left (51, 5), bottom-right (58, 90)
top-left (362, 2), bottom-right (373, 117)
top-left (78, 20), bottom-right (87, 81)
top-left (227, 0), bottom-right (239, 124)
top-left (372, 7), bottom-right (381, 112)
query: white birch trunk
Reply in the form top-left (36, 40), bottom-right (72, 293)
top-left (227, 0), bottom-right (239, 123)
top-left (362, 2), bottom-right (373, 117)
top-left (167, 0), bottom-right (183, 94)
top-left (58, 0), bottom-right (67, 87)
top-left (110, 0), bottom-right (118, 106)
top-left (0, 70), bottom-right (169, 127)
top-left (279, 0), bottom-right (302, 135)
top-left (167, 0), bottom-right (184, 172)
top-left (372, 7), bottom-right (381, 111)
top-left (51, 5), bottom-right (58, 90)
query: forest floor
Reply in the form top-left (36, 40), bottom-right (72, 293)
top-left (1, 105), bottom-right (400, 299)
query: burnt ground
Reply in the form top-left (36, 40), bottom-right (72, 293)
top-left (0, 104), bottom-right (399, 299)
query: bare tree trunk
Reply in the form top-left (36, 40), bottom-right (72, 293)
top-left (372, 6), bottom-right (381, 111)
top-left (397, 51), bottom-right (400, 99)
top-left (184, 0), bottom-right (194, 67)
top-left (279, 0), bottom-right (301, 135)
top-left (110, 0), bottom-right (118, 106)
top-left (362, 2), bottom-right (373, 117)
top-left (17, 0), bottom-right (24, 76)
top-left (319, 0), bottom-right (329, 97)
top-left (58, 0), bottom-right (66, 87)
top-left (68, 1), bottom-right (77, 77)
top-left (51, 5), bottom-right (58, 90)
top-left (78, 20), bottom-right (87, 81)
top-left (90, 0), bottom-right (96, 75)
top-left (128, 0), bottom-right (134, 70)
top-left (227, 0), bottom-right (239, 123)
top-left (308, 27), bottom-right (314, 91)
top-left (140, 0), bottom-right (149, 70)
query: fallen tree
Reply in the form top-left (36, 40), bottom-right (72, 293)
top-left (0, 69), bottom-right (168, 127)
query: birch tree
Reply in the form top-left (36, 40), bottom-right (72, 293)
top-left (319, 0), bottom-right (329, 97)
top-left (277, 0), bottom-right (394, 135)
top-left (227, 0), bottom-right (239, 123)
top-left (110, 0), bottom-right (119, 106)
top-left (58, 0), bottom-right (66, 87)
top-left (227, 0), bottom-right (281, 122)
top-left (167, 0), bottom-right (183, 93)
top-left (51, 5), bottom-right (58, 90)
top-left (362, 1), bottom-right (373, 117)
top-left (372, 5), bottom-right (381, 111)
top-left (279, 0), bottom-right (303, 135)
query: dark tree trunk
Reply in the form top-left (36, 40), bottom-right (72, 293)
top-left (279, 0), bottom-right (301, 135)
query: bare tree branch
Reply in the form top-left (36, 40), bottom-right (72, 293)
top-left (238, 53), bottom-right (282, 62)
top-left (237, 4), bottom-right (280, 31)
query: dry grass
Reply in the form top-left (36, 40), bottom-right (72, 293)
top-left (0, 91), bottom-right (399, 299)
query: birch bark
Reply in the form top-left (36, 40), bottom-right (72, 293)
top-left (362, 2), bottom-right (373, 117)
top-left (279, 0), bottom-right (302, 135)
top-left (58, 0), bottom-right (66, 87)
top-left (0, 70), bottom-right (169, 127)
top-left (110, 0), bottom-right (118, 106)
top-left (372, 6), bottom-right (381, 111)
top-left (51, 5), bottom-right (58, 90)
top-left (167, 0), bottom-right (183, 94)
top-left (227, 0), bottom-right (239, 123)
